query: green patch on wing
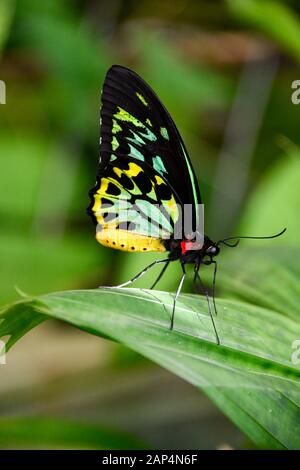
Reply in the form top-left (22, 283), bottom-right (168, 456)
top-left (135, 199), bottom-right (173, 235)
top-left (114, 107), bottom-right (157, 142)
top-left (112, 119), bottom-right (122, 134)
top-left (112, 136), bottom-right (119, 151)
top-left (160, 127), bottom-right (169, 140)
top-left (127, 130), bottom-right (146, 147)
top-left (136, 92), bottom-right (148, 107)
top-left (128, 144), bottom-right (145, 162)
top-left (153, 155), bottom-right (167, 175)
top-left (114, 107), bottom-right (144, 128)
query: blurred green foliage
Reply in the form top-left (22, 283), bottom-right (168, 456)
top-left (0, 0), bottom-right (15, 55)
top-left (227, 0), bottom-right (300, 62)
top-left (0, 417), bottom-right (145, 449)
top-left (1, 0), bottom-right (300, 450)
top-left (240, 146), bottom-right (300, 243)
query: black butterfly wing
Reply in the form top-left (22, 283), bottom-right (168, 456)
top-left (100, 65), bottom-right (201, 206)
top-left (88, 65), bottom-right (202, 252)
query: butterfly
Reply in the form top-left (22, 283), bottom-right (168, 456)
top-left (87, 65), bottom-right (286, 344)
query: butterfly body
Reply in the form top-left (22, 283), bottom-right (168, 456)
top-left (165, 237), bottom-right (219, 265)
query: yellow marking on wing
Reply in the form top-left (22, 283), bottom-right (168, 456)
top-left (109, 165), bottom-right (142, 196)
top-left (96, 178), bottom-right (109, 194)
top-left (113, 167), bottom-right (122, 178)
top-left (163, 194), bottom-right (179, 223)
top-left (92, 195), bottom-right (114, 220)
top-left (92, 194), bottom-right (101, 213)
top-left (113, 162), bottom-right (142, 178)
top-left (155, 175), bottom-right (165, 185)
top-left (126, 162), bottom-right (142, 177)
top-left (96, 229), bottom-right (166, 252)
top-left (92, 179), bottom-right (109, 212)
top-left (96, 176), bottom-right (132, 199)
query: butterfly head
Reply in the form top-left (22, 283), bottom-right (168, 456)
top-left (205, 244), bottom-right (220, 257)
top-left (199, 238), bottom-right (220, 265)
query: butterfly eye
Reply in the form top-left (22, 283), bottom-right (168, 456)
top-left (207, 245), bottom-right (219, 256)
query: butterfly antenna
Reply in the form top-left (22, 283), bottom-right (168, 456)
top-left (217, 227), bottom-right (286, 247)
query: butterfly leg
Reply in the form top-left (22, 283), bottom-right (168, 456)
top-left (211, 260), bottom-right (218, 316)
top-left (194, 262), bottom-right (217, 316)
top-left (150, 260), bottom-right (170, 289)
top-left (115, 259), bottom-right (170, 288)
top-left (170, 263), bottom-right (186, 330)
top-left (194, 270), bottom-right (220, 345)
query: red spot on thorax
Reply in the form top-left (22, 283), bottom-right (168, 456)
top-left (180, 241), bottom-right (194, 254)
top-left (180, 241), bottom-right (186, 254)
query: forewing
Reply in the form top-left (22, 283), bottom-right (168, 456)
top-left (99, 65), bottom-right (201, 210)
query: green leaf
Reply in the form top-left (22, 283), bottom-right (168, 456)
top-left (0, 417), bottom-right (145, 449)
top-left (1, 271), bottom-right (300, 449)
top-left (238, 149), bottom-right (300, 246)
top-left (216, 246), bottom-right (300, 322)
top-left (227, 0), bottom-right (300, 63)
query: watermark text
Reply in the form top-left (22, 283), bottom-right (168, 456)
top-left (291, 80), bottom-right (300, 105)
top-left (0, 80), bottom-right (6, 104)
top-left (0, 340), bottom-right (6, 365)
top-left (291, 339), bottom-right (300, 365)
